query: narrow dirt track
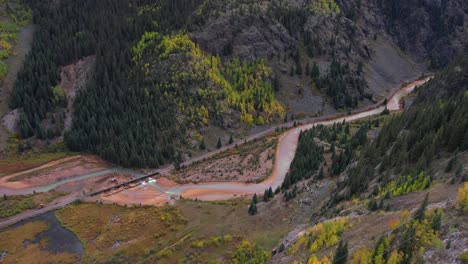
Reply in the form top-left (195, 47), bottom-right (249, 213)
top-left (0, 76), bottom-right (431, 227)
top-left (167, 77), bottom-right (432, 200)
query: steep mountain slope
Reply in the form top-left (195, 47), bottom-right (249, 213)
top-left (272, 54), bottom-right (468, 263)
top-left (0, 0), bottom-right (32, 153)
top-left (3, 0), bottom-right (467, 168)
top-left (336, 53), bottom-right (468, 201)
top-left (338, 0), bottom-right (468, 67)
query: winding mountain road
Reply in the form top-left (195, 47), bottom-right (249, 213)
top-left (165, 77), bottom-right (432, 200)
top-left (0, 76), bottom-right (432, 227)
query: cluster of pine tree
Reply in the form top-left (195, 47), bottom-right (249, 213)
top-left (282, 129), bottom-right (324, 190)
top-left (263, 187), bottom-right (274, 202)
top-left (248, 193), bottom-right (258, 215)
top-left (332, 239), bottom-right (348, 264)
top-left (12, 0), bottom-right (111, 138)
top-left (64, 0), bottom-right (199, 167)
top-left (317, 58), bottom-right (369, 109)
top-left (284, 185), bottom-right (299, 201)
top-left (378, 0), bottom-right (463, 68)
top-left (291, 121), bottom-right (371, 186)
top-left (14, 0), bottom-right (206, 167)
top-left (341, 56), bottom-right (468, 199)
top-left (269, 1), bottom-right (369, 109)
top-left (351, 194), bottom-right (443, 264)
top-left (270, 2), bottom-right (308, 36)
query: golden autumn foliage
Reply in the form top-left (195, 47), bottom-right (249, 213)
top-left (132, 32), bottom-right (284, 128)
top-left (388, 218), bottom-right (399, 230)
top-left (456, 182), bottom-right (468, 212)
top-left (306, 255), bottom-right (331, 264)
top-left (288, 218), bottom-right (349, 255)
top-left (376, 171), bottom-right (431, 198)
top-left (350, 247), bottom-right (371, 264)
top-left (351, 206), bottom-right (443, 264)
top-left (231, 240), bottom-right (271, 264)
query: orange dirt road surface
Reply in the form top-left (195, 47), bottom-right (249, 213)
top-left (0, 155), bottom-right (110, 190)
top-left (0, 77), bottom-right (433, 207)
top-left (98, 185), bottom-right (168, 206)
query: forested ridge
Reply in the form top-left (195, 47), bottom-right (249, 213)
top-left (281, 130), bottom-right (324, 190)
top-left (341, 55), bottom-right (468, 199)
top-left (66, 0), bottom-right (205, 167)
top-left (11, 0), bottom-right (286, 167)
top-left (8, 0), bottom-right (467, 167)
top-left (270, 1), bottom-right (369, 109)
top-left (275, 56), bottom-right (468, 263)
top-left (13, 0), bottom-right (204, 167)
top-left (284, 53), bottom-right (468, 205)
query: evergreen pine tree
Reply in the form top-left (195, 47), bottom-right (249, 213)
top-left (296, 62), bottom-right (303, 75)
top-left (268, 187), bottom-right (273, 198)
top-left (174, 151), bottom-right (182, 170)
top-left (253, 193), bottom-right (258, 204)
top-left (263, 189), bottom-right (269, 202)
top-left (332, 240), bottom-right (348, 264)
top-left (312, 63), bottom-right (320, 80)
top-left (200, 138), bottom-right (206, 150)
top-left (317, 166), bottom-right (324, 180)
top-left (445, 155), bottom-right (457, 172)
top-left (273, 74), bottom-right (280, 92)
top-left (217, 137), bottom-right (222, 149)
top-left (413, 193), bottom-right (429, 221)
top-left (431, 209), bottom-right (442, 231)
top-left (229, 134), bottom-right (234, 144)
top-left (248, 198), bottom-right (257, 215)
top-left (455, 164), bottom-right (464, 176)
top-left (305, 62), bottom-right (311, 76)
top-left (400, 225), bottom-right (416, 263)
top-left (368, 199), bottom-right (378, 211)
top-left (462, 128), bottom-right (468, 150)
top-left (379, 198), bottom-right (384, 209)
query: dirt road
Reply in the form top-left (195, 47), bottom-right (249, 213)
top-left (0, 76), bottom-right (432, 226)
top-left (0, 195), bottom-right (79, 229)
top-left (98, 76), bottom-right (432, 201)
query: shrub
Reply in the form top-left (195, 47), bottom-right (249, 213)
top-left (288, 218), bottom-right (349, 255)
top-left (459, 251), bottom-right (468, 264)
top-left (456, 183), bottom-right (468, 212)
top-left (231, 240), bottom-right (271, 264)
top-left (0, 60), bottom-right (8, 78)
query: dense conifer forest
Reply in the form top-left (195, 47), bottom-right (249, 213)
top-left (12, 0), bottom-right (209, 167)
top-left (10, 0), bottom-right (288, 167)
top-left (281, 129), bottom-right (324, 190)
top-left (8, 0), bottom-right (467, 168)
top-left (341, 56), bottom-right (468, 199)
top-left (283, 54), bottom-right (468, 204)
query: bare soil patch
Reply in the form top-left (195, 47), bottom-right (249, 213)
top-left (156, 177), bottom-right (178, 189)
top-left (59, 56), bottom-right (95, 131)
top-left (55, 172), bottom-right (133, 194)
top-left (0, 155), bottom-right (109, 189)
top-left (170, 136), bottom-right (277, 184)
top-left (97, 185), bottom-right (168, 207)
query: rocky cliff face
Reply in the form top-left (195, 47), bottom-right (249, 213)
top-left (185, 0), bottom-right (466, 110)
top-left (339, 0), bottom-right (468, 68)
top-left (189, 1), bottom-right (294, 60)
